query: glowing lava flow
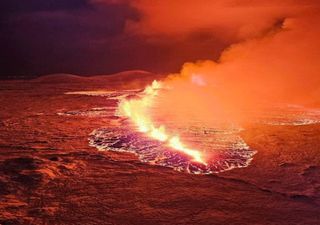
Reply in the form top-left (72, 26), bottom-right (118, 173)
top-left (118, 80), bottom-right (206, 165)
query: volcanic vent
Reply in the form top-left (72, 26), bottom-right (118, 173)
top-left (62, 79), bottom-right (320, 174)
top-left (88, 81), bottom-right (256, 174)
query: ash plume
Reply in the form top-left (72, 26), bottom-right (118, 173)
top-left (124, 0), bottom-right (320, 123)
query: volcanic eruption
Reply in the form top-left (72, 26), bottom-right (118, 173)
top-left (118, 80), bottom-right (206, 164)
top-left (98, 0), bottom-right (320, 174)
top-left (2, 1), bottom-right (320, 224)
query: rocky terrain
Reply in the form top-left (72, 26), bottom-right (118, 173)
top-left (0, 71), bottom-right (320, 224)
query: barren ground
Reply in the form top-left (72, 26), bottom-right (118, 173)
top-left (0, 73), bottom-right (320, 225)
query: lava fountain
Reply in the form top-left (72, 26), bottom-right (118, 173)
top-left (82, 78), bottom-right (257, 174)
top-left (118, 80), bottom-right (207, 165)
top-left (87, 78), bottom-right (256, 174)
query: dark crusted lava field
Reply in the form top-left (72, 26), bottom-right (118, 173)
top-left (1, 71), bottom-right (320, 225)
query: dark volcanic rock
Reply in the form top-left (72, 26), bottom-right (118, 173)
top-left (0, 180), bottom-right (10, 195)
top-left (11, 172), bottom-right (43, 187)
top-left (1, 157), bottom-right (41, 174)
top-left (0, 75), bottom-right (320, 224)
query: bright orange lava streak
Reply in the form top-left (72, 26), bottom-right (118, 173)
top-left (118, 80), bottom-right (206, 165)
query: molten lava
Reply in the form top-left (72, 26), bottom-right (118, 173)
top-left (118, 80), bottom-right (207, 165)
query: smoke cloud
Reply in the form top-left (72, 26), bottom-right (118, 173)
top-left (126, 0), bottom-right (320, 123)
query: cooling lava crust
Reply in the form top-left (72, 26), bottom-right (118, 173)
top-left (0, 71), bottom-right (319, 225)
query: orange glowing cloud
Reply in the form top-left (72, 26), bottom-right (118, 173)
top-left (126, 0), bottom-right (317, 42)
top-left (124, 0), bottom-right (320, 122)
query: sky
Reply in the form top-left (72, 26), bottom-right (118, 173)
top-left (0, 0), bottom-right (319, 79)
top-left (0, 0), bottom-right (227, 78)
